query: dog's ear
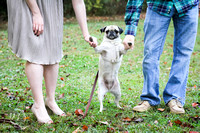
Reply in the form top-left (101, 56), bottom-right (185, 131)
top-left (118, 27), bottom-right (123, 34)
top-left (100, 27), bottom-right (107, 33)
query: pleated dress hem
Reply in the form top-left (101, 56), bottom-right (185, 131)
top-left (8, 42), bottom-right (63, 65)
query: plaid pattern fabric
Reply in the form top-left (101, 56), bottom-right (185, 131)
top-left (124, 0), bottom-right (199, 36)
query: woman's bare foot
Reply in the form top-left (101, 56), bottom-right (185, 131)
top-left (31, 104), bottom-right (53, 124)
top-left (45, 99), bottom-right (66, 116)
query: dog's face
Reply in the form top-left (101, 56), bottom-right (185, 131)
top-left (100, 25), bottom-right (123, 40)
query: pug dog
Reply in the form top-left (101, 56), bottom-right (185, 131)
top-left (94, 25), bottom-right (131, 112)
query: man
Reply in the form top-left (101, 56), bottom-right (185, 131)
top-left (123, 0), bottom-right (199, 114)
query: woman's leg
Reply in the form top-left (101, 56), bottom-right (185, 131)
top-left (43, 63), bottom-right (65, 116)
top-left (25, 61), bottom-right (53, 123)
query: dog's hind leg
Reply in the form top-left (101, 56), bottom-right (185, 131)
top-left (111, 82), bottom-right (122, 109)
top-left (98, 80), bottom-right (107, 112)
top-left (114, 92), bottom-right (122, 109)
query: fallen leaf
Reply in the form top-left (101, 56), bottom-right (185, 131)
top-left (59, 93), bottom-right (65, 99)
top-left (115, 113), bottom-right (122, 117)
top-left (82, 125), bottom-right (88, 131)
top-left (23, 117), bottom-right (30, 120)
top-left (73, 123), bottom-right (79, 127)
top-left (99, 121), bottom-right (109, 125)
top-left (154, 120), bottom-right (158, 124)
top-left (128, 88), bottom-right (132, 90)
top-left (60, 65), bottom-right (65, 68)
top-left (75, 109), bottom-right (84, 116)
top-left (165, 115), bottom-right (169, 118)
top-left (25, 87), bottom-right (30, 91)
top-left (66, 112), bottom-right (72, 117)
top-left (164, 62), bottom-right (167, 65)
top-left (192, 102), bottom-right (199, 108)
top-left (122, 117), bottom-right (131, 122)
top-left (60, 77), bottom-right (64, 81)
top-left (133, 118), bottom-right (144, 123)
top-left (72, 127), bottom-right (81, 133)
top-left (2, 87), bottom-right (8, 91)
top-left (69, 123), bottom-right (79, 127)
top-left (189, 115), bottom-right (200, 123)
top-left (157, 108), bottom-right (165, 112)
top-left (181, 122), bottom-right (194, 128)
top-left (19, 96), bottom-right (25, 101)
top-left (194, 85), bottom-right (197, 88)
top-left (66, 74), bottom-right (70, 77)
top-left (174, 119), bottom-right (182, 125)
top-left (15, 91), bottom-right (19, 96)
top-left (107, 127), bottom-right (115, 133)
top-left (189, 131), bottom-right (199, 133)
top-left (168, 120), bottom-right (173, 127)
top-left (24, 106), bottom-right (31, 113)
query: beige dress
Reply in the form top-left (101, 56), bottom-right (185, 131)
top-left (7, 0), bottom-right (63, 65)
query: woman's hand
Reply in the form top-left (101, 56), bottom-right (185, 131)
top-left (32, 13), bottom-right (44, 36)
top-left (84, 35), bottom-right (98, 48)
top-left (25, 0), bottom-right (43, 36)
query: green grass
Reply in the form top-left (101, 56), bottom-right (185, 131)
top-left (0, 18), bottom-right (200, 132)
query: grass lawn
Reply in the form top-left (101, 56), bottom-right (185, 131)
top-left (0, 18), bottom-right (200, 132)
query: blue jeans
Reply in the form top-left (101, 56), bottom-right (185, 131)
top-left (141, 6), bottom-right (198, 106)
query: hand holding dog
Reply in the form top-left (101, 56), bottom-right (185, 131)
top-left (123, 35), bottom-right (135, 50)
top-left (85, 36), bottom-right (98, 48)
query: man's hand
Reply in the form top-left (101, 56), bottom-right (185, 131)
top-left (123, 35), bottom-right (135, 50)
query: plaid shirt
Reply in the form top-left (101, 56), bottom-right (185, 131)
top-left (124, 0), bottom-right (199, 36)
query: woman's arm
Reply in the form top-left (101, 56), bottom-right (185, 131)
top-left (26, 0), bottom-right (43, 36)
top-left (72, 0), bottom-right (97, 47)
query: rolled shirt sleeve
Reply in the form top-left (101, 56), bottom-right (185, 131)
top-left (124, 0), bottom-right (144, 36)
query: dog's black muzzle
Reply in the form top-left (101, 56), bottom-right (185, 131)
top-left (106, 30), bottom-right (118, 40)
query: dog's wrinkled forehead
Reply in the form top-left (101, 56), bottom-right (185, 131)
top-left (105, 25), bottom-right (119, 31)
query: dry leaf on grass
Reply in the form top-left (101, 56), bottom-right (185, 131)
top-left (72, 127), bottom-right (82, 133)
top-left (168, 120), bottom-right (173, 127)
top-left (192, 102), bottom-right (199, 108)
top-left (75, 109), bottom-right (84, 116)
top-left (59, 93), bottom-right (65, 99)
top-left (99, 121), bottom-right (109, 125)
top-left (82, 125), bottom-right (88, 131)
top-left (122, 117), bottom-right (132, 122)
top-left (157, 108), bottom-right (165, 112)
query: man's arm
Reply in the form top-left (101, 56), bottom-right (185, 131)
top-left (123, 0), bottom-right (144, 49)
top-left (124, 0), bottom-right (144, 36)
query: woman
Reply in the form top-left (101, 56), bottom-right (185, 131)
top-left (7, 0), bottom-right (97, 123)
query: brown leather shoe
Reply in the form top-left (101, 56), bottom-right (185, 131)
top-left (167, 99), bottom-right (185, 114)
top-left (133, 101), bottom-right (151, 112)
